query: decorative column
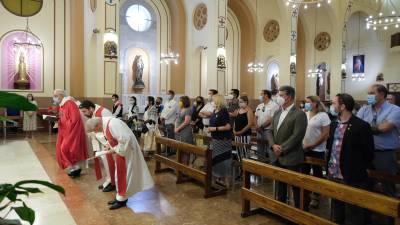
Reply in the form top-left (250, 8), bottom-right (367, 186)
top-left (289, 5), bottom-right (300, 89)
top-left (217, 0), bottom-right (227, 94)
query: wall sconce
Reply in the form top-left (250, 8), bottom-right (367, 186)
top-left (217, 46), bottom-right (226, 70)
top-left (290, 54), bottom-right (296, 74)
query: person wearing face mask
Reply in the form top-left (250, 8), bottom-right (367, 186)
top-left (175, 96), bottom-right (194, 164)
top-left (23, 93), bottom-right (38, 139)
top-left (208, 95), bottom-right (233, 186)
top-left (327, 93), bottom-right (374, 225)
top-left (232, 96), bottom-right (254, 160)
top-left (160, 90), bottom-right (179, 156)
top-left (111, 94), bottom-right (123, 119)
top-left (126, 96), bottom-right (139, 127)
top-left (199, 89), bottom-right (218, 138)
top-left (191, 96), bottom-right (205, 133)
top-left (302, 96), bottom-right (331, 209)
top-left (270, 90), bottom-right (279, 105)
top-left (79, 100), bottom-right (115, 192)
top-left (155, 97), bottom-right (164, 114)
top-left (228, 89), bottom-right (240, 117)
top-left (255, 90), bottom-right (279, 161)
top-left (357, 84), bottom-right (400, 198)
top-left (266, 85), bottom-right (307, 209)
top-left (53, 89), bottom-right (88, 178)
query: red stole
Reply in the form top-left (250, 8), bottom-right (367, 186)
top-left (93, 107), bottom-right (116, 183)
top-left (106, 120), bottom-right (127, 197)
top-left (94, 106), bottom-right (104, 117)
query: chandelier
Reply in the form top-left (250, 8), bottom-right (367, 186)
top-left (247, 62), bottom-right (264, 73)
top-left (160, 51), bottom-right (179, 65)
top-left (247, 0), bottom-right (264, 73)
top-left (366, 0), bottom-right (400, 30)
top-left (13, 18), bottom-right (42, 50)
top-left (285, 0), bottom-right (332, 9)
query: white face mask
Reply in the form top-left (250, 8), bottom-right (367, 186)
top-left (239, 102), bottom-right (247, 108)
top-left (276, 96), bottom-right (285, 106)
top-left (53, 97), bottom-right (61, 105)
top-left (130, 100), bottom-right (135, 104)
top-left (168, 95), bottom-right (173, 100)
top-left (145, 100), bottom-right (149, 105)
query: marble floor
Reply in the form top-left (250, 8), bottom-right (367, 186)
top-left (0, 140), bottom-right (77, 225)
top-left (0, 132), bottom-right (332, 225)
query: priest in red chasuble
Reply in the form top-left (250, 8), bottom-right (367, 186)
top-left (86, 116), bottom-right (154, 210)
top-left (53, 89), bottom-right (88, 177)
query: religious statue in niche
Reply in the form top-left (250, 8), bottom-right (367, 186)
top-left (1, 31), bottom-right (43, 91)
top-left (270, 74), bottom-right (280, 92)
top-left (132, 55), bottom-right (145, 89)
top-left (14, 51), bottom-right (30, 89)
top-left (104, 41), bottom-right (117, 59)
top-left (217, 54), bottom-right (226, 70)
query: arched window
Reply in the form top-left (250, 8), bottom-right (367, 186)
top-left (125, 4), bottom-right (152, 32)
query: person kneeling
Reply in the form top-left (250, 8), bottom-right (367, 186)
top-left (86, 117), bottom-right (154, 210)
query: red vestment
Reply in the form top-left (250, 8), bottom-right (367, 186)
top-left (56, 97), bottom-right (88, 169)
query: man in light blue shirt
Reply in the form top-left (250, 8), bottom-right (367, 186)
top-left (357, 84), bottom-right (400, 197)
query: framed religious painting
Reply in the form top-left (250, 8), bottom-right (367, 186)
top-left (353, 55), bottom-right (365, 74)
top-left (0, 31), bottom-right (44, 91)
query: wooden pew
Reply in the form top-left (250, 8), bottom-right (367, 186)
top-left (154, 136), bottom-right (227, 198)
top-left (304, 156), bottom-right (400, 184)
top-left (241, 159), bottom-right (400, 225)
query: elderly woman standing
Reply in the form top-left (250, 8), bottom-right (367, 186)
top-left (23, 93), bottom-right (38, 138)
top-left (208, 95), bottom-right (232, 186)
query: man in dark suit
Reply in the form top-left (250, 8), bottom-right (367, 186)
top-left (267, 85), bottom-right (307, 208)
top-left (327, 93), bottom-right (374, 225)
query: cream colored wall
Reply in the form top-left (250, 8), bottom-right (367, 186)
top-left (0, 0), bottom-right (68, 97)
top-left (183, 0), bottom-right (218, 98)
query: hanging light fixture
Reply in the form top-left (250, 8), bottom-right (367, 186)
top-left (285, 0), bottom-right (332, 10)
top-left (307, 6), bottom-right (322, 78)
top-left (13, 18), bottom-right (42, 50)
top-left (366, 0), bottom-right (400, 30)
top-left (352, 12), bottom-right (365, 82)
top-left (247, 0), bottom-right (264, 73)
top-left (160, 51), bottom-right (179, 65)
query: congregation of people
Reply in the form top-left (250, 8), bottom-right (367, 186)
top-left (17, 83), bottom-right (400, 224)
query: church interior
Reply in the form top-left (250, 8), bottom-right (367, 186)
top-left (1, 0), bottom-right (400, 225)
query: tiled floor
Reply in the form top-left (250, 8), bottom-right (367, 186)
top-left (1, 132), bottom-right (333, 225)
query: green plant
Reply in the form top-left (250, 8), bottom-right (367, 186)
top-left (0, 180), bottom-right (65, 225)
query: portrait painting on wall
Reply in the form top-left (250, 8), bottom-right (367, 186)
top-left (353, 55), bottom-right (364, 74)
top-left (0, 31), bottom-right (43, 91)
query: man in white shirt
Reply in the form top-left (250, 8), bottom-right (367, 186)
top-left (199, 89), bottom-right (218, 137)
top-left (160, 90), bottom-right (179, 155)
top-left (255, 90), bottom-right (279, 161)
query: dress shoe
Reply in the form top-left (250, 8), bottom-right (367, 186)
top-left (102, 184), bottom-right (116, 192)
top-left (109, 200), bottom-right (127, 210)
top-left (107, 199), bottom-right (117, 205)
top-left (68, 169), bottom-right (81, 178)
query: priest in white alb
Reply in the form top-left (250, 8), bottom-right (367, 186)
top-left (86, 116), bottom-right (154, 210)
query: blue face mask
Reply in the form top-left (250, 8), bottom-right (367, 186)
top-left (304, 103), bottom-right (312, 111)
top-left (367, 94), bottom-right (376, 105)
top-left (329, 105), bottom-right (338, 116)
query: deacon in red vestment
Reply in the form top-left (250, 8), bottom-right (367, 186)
top-left (53, 89), bottom-right (88, 177)
top-left (79, 100), bottom-right (116, 192)
top-left (86, 117), bottom-right (154, 210)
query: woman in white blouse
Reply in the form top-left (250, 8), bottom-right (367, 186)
top-left (302, 95), bottom-right (331, 208)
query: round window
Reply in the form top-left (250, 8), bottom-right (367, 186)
top-left (125, 4), bottom-right (152, 32)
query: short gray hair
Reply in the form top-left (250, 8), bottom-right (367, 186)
top-left (53, 89), bottom-right (66, 96)
top-left (86, 117), bottom-right (102, 132)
